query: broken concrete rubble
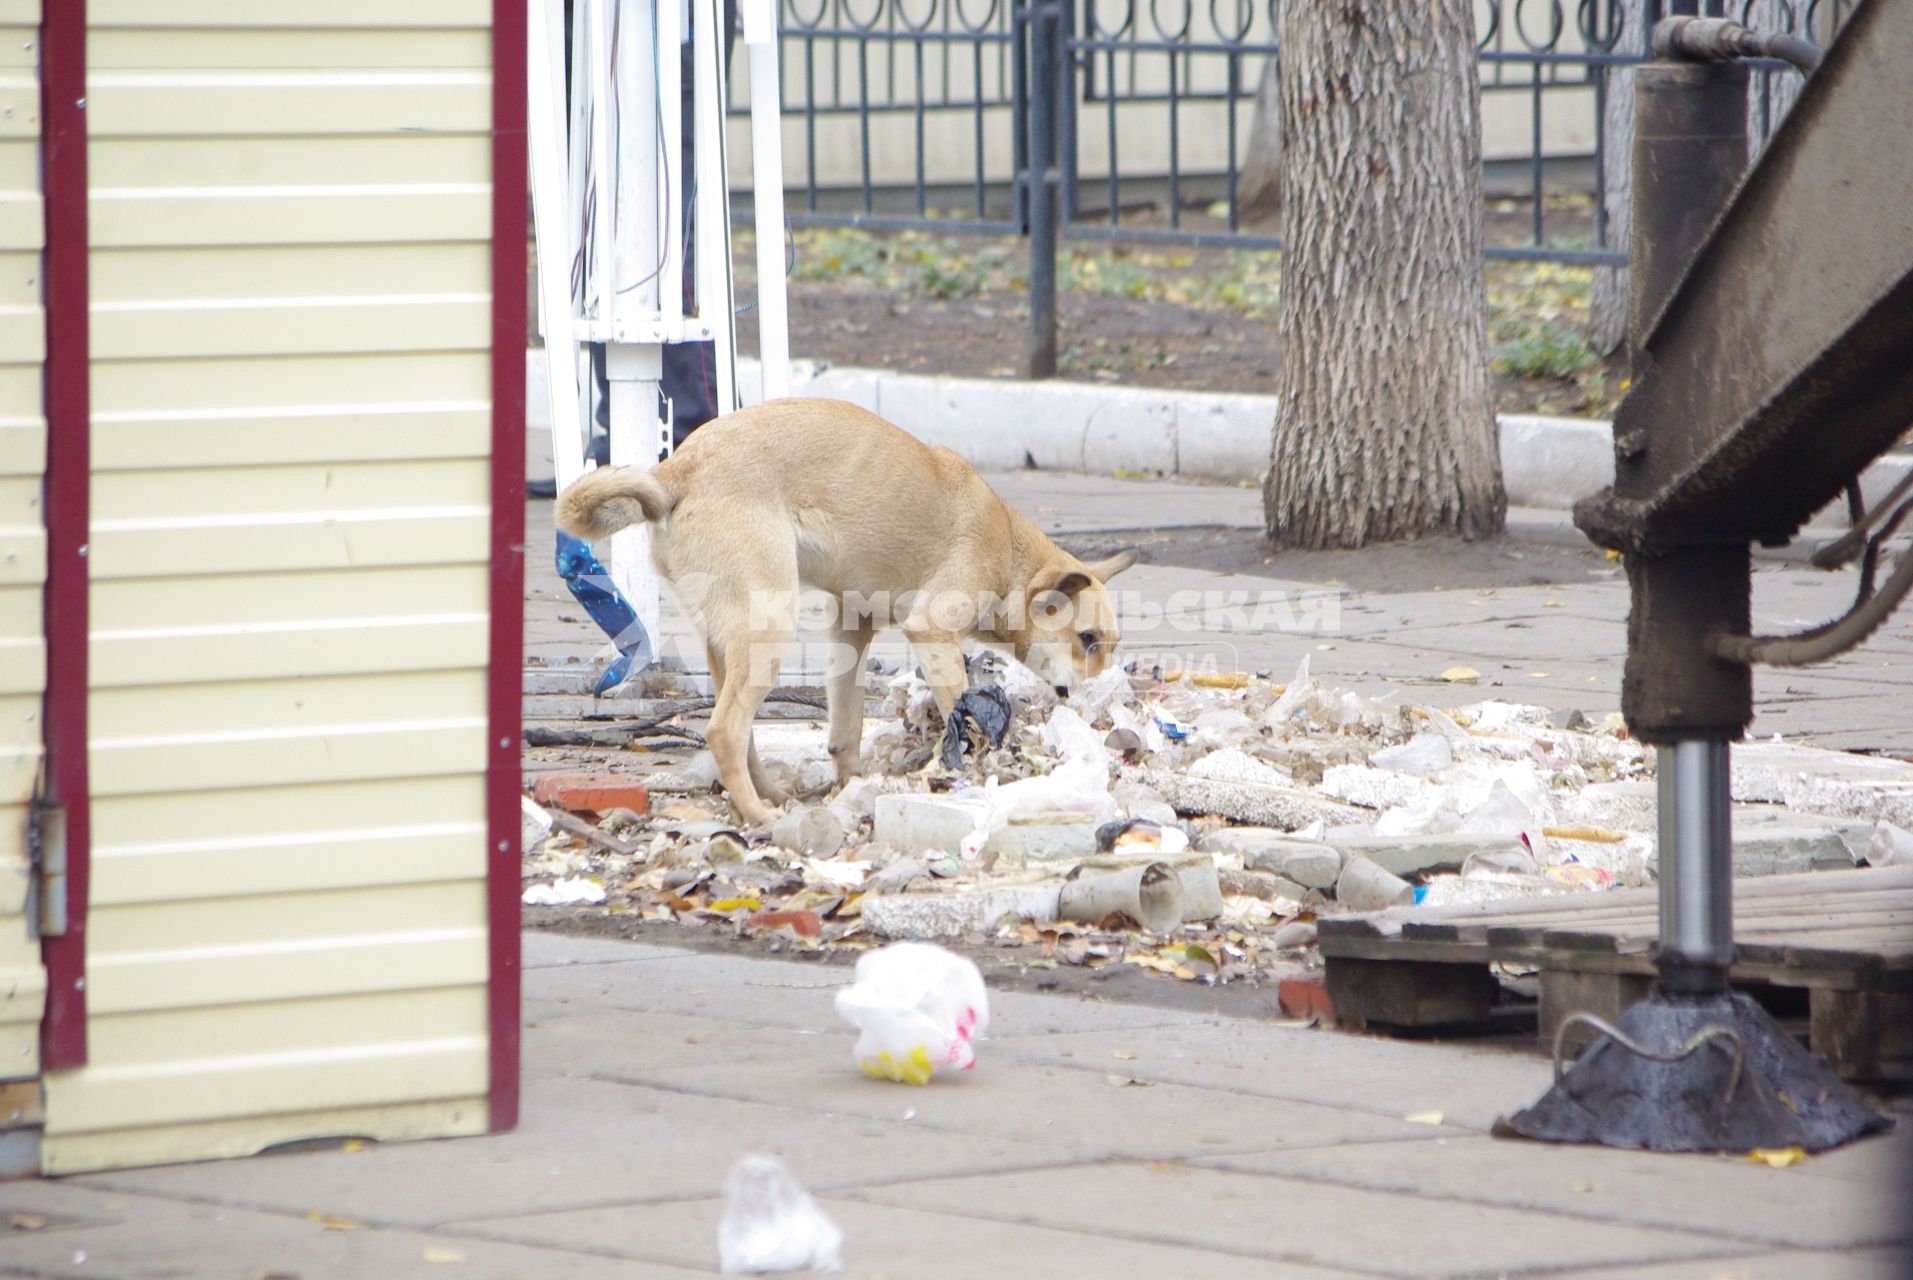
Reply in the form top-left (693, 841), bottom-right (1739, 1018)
top-left (522, 648), bottom-right (1909, 997)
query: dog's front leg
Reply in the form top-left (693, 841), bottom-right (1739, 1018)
top-left (902, 618), bottom-right (968, 722)
top-left (825, 618), bottom-right (878, 783)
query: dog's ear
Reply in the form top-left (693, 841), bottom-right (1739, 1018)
top-left (1029, 565), bottom-right (1092, 600)
top-left (1029, 548), bottom-right (1135, 601)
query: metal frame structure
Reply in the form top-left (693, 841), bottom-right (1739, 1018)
top-left (531, 0), bottom-right (792, 684)
top-left (1506, 0), bottom-right (1908, 1152)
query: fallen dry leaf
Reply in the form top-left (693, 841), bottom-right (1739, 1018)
top-left (306, 1209), bottom-right (364, 1232)
top-left (1439, 667), bottom-right (1482, 683)
top-left (8, 1212), bottom-right (48, 1231)
top-left (1746, 1146), bottom-right (1809, 1168)
top-left (1112, 1049), bottom-right (1137, 1061)
top-left (1403, 1110), bottom-right (1445, 1126)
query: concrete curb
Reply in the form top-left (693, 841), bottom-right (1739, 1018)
top-left (528, 350), bottom-right (1912, 519)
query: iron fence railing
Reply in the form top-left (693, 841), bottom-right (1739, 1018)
top-left (747, 0), bottom-right (1838, 264)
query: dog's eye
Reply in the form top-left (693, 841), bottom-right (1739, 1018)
top-left (1078, 631), bottom-right (1100, 652)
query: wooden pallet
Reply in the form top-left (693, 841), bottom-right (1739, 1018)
top-left (1317, 864), bottom-right (1913, 1082)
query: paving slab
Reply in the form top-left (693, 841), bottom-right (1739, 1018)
top-left (594, 1050), bottom-right (1467, 1160)
top-left (76, 1074), bottom-right (1074, 1229)
top-left (1199, 1130), bottom-right (1913, 1252)
top-left (469, 1191), bottom-right (1380, 1279)
top-left (0, 1178), bottom-right (695, 1280)
top-left (986, 1018), bottom-right (1557, 1132)
top-left (849, 1160), bottom-right (1736, 1278)
top-left (527, 944), bottom-right (1225, 1038)
top-left (1543, 1249), bottom-right (1913, 1280)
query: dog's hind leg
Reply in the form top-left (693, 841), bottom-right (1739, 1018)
top-left (824, 613), bottom-right (878, 784)
top-left (704, 642), bottom-right (788, 809)
top-left (699, 577), bottom-right (795, 828)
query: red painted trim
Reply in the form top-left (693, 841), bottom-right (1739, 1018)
top-left (487, 0), bottom-right (529, 1134)
top-left (39, 0), bottom-right (90, 1071)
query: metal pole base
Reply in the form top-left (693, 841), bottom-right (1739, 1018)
top-left (1495, 990), bottom-right (1891, 1153)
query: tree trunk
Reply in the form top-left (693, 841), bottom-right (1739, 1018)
top-left (1263, 0), bottom-right (1505, 549)
top-left (1587, 0), bottom-right (1648, 358)
top-left (1236, 55), bottom-right (1283, 224)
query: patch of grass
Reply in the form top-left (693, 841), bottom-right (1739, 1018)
top-left (1493, 320), bottom-right (1601, 379)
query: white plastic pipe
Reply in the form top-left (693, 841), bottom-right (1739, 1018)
top-left (743, 0), bottom-right (791, 401)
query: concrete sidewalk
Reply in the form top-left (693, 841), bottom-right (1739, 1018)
top-left (6, 930), bottom-right (1909, 1279)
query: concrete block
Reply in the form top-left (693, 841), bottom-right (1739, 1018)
top-left (874, 378), bottom-right (1053, 470)
top-left (1078, 387), bottom-right (1177, 475)
top-left (1733, 741), bottom-right (1913, 827)
top-left (1152, 769), bottom-right (1349, 829)
top-left (1644, 824), bottom-right (1860, 878)
top-left (993, 817), bottom-right (1100, 862)
top-left (1497, 414), bottom-right (1614, 508)
top-left (873, 792), bottom-right (993, 855)
top-left (1173, 392), bottom-right (1274, 482)
top-left (788, 363), bottom-right (883, 414)
top-left (1328, 832), bottom-right (1529, 879)
top-left (1320, 764), bottom-right (1428, 811)
top-left (859, 882), bottom-right (1063, 939)
top-left (871, 792), bottom-right (1096, 861)
top-left (1260, 843), bottom-right (1344, 890)
top-left (1219, 866), bottom-right (1306, 901)
top-left (1194, 825), bottom-right (1296, 856)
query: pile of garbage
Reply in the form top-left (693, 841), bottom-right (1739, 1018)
top-left (522, 652), bottom-right (1912, 988)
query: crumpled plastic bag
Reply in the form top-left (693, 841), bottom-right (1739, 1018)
top-left (833, 942), bottom-right (990, 1085)
top-left (717, 1154), bottom-right (844, 1274)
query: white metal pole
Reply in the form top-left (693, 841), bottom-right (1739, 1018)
top-left (693, 0), bottom-right (739, 414)
top-left (657, 0), bottom-right (685, 336)
top-left (603, 0), bottom-right (669, 650)
top-left (529, 0), bottom-right (591, 491)
top-left (743, 0), bottom-right (791, 400)
top-left (586, 0), bottom-right (613, 332)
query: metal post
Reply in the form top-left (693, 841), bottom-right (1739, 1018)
top-left (1624, 55), bottom-right (1750, 995)
top-left (744, 0), bottom-right (793, 401)
top-left (1656, 741), bottom-right (1734, 991)
top-left (1025, 0), bottom-right (1060, 378)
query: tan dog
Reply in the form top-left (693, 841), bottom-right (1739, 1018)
top-left (556, 397), bottom-right (1136, 826)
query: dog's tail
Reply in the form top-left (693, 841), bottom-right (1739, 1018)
top-left (554, 466), bottom-right (678, 541)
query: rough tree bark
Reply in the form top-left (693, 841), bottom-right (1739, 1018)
top-left (1587, 0), bottom-right (1647, 358)
top-left (1236, 55), bottom-right (1283, 224)
top-left (1263, 0), bottom-right (1505, 548)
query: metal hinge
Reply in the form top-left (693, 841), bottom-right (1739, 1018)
top-left (27, 798), bottom-right (66, 938)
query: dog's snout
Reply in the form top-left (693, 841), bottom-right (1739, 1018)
top-left (1053, 684), bottom-right (1070, 698)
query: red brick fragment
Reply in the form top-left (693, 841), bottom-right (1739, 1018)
top-left (532, 772), bottom-right (651, 816)
top-left (746, 909), bottom-right (823, 939)
top-left (1277, 976), bottom-right (1336, 1024)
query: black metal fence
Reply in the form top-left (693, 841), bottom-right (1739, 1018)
top-left (748, 0), bottom-right (1840, 266)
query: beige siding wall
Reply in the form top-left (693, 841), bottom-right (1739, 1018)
top-left (0, 0), bottom-right (45, 1085)
top-left (42, 1), bottom-right (499, 1173)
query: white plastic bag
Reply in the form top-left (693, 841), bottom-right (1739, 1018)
top-left (833, 942), bottom-right (990, 1085)
top-left (717, 1155), bottom-right (844, 1275)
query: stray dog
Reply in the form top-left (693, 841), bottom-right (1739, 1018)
top-left (556, 398), bottom-right (1136, 825)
